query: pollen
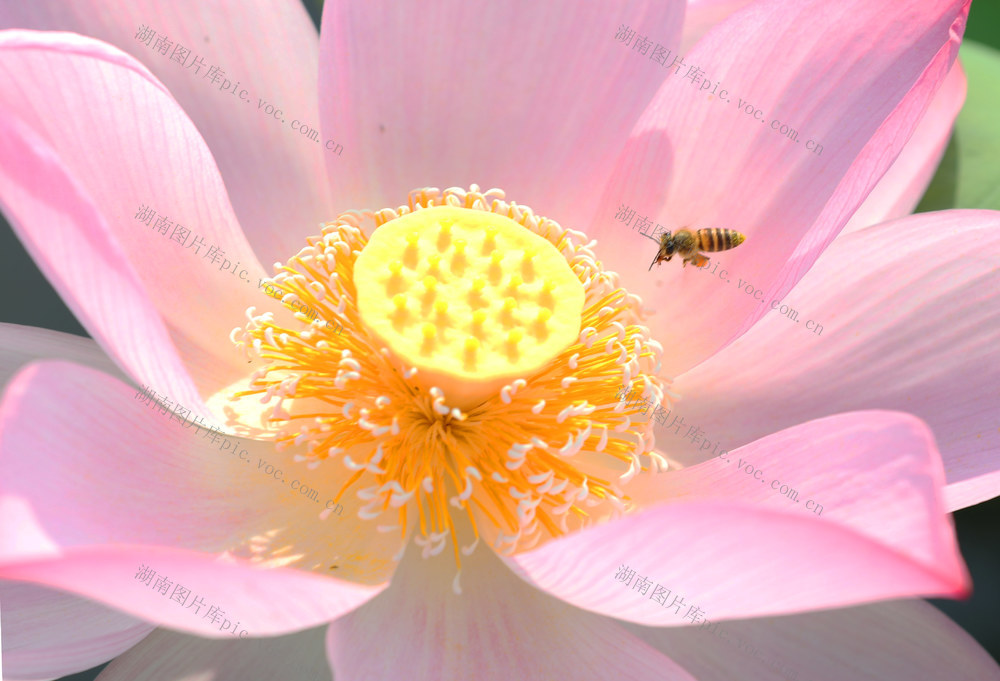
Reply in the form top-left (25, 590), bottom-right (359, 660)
top-left (229, 185), bottom-right (668, 581)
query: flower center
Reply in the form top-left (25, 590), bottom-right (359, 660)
top-left (228, 186), bottom-right (669, 580)
top-left (353, 205), bottom-right (585, 409)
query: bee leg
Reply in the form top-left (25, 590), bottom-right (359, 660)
top-left (692, 254), bottom-right (710, 268)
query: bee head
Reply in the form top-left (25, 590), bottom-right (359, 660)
top-left (658, 231), bottom-right (675, 255)
top-left (648, 231), bottom-right (675, 270)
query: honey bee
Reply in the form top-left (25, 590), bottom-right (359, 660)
top-left (648, 228), bottom-right (746, 270)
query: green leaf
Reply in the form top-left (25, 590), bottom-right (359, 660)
top-left (917, 40), bottom-right (1000, 212)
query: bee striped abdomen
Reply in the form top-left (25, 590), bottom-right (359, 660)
top-left (697, 228), bottom-right (745, 252)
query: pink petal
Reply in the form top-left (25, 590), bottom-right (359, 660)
top-left (89, 627), bottom-right (333, 681)
top-left (0, 580), bottom-right (153, 681)
top-left (623, 600), bottom-right (1000, 681)
top-left (632, 411), bottom-right (963, 576)
top-left (0, 30), bottom-right (280, 395)
top-left (842, 58), bottom-right (966, 234)
top-left (0, 112), bottom-right (213, 415)
top-left (669, 209), bottom-right (1000, 511)
top-left (0, 2), bottom-right (334, 260)
top-left (1, 546), bottom-right (379, 639)
top-left (317, 0), bottom-right (684, 230)
top-left (326, 535), bottom-right (698, 681)
top-left (0, 322), bottom-right (125, 388)
top-left (591, 0), bottom-right (968, 375)
top-left (0, 361), bottom-right (389, 636)
top-left (679, 0), bottom-right (755, 53)
top-left (0, 360), bottom-right (403, 581)
top-left (509, 412), bottom-right (968, 625)
top-left (0, 361), bottom-right (262, 553)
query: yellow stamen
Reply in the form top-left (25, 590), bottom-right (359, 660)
top-left (228, 185), bottom-right (668, 578)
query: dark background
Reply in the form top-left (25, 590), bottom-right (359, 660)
top-left (0, 1), bottom-right (996, 678)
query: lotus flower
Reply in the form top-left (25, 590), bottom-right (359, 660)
top-left (2, 1), bottom-right (999, 680)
